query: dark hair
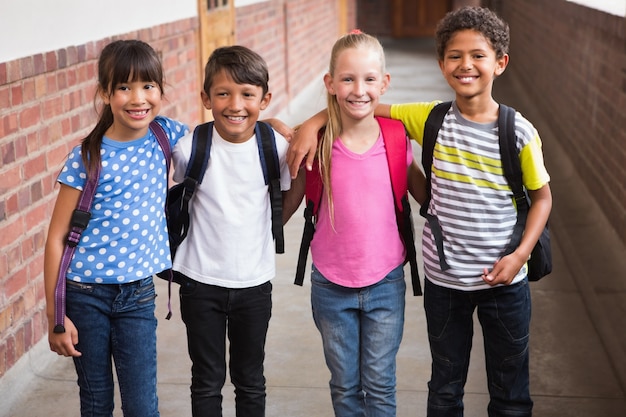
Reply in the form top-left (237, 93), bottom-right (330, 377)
top-left (435, 6), bottom-right (510, 61)
top-left (203, 45), bottom-right (269, 96)
top-left (81, 40), bottom-right (164, 177)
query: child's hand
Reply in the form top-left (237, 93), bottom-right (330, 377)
top-left (48, 316), bottom-right (82, 357)
top-left (481, 252), bottom-right (526, 286)
top-left (286, 109), bottom-right (328, 178)
top-left (263, 118), bottom-right (294, 142)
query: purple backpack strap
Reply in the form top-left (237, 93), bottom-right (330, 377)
top-left (53, 163), bottom-right (101, 333)
top-left (149, 121), bottom-right (175, 319)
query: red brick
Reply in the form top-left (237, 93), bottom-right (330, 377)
top-left (42, 96), bottom-right (63, 119)
top-left (0, 85), bottom-right (9, 108)
top-left (19, 103), bottom-right (41, 130)
top-left (10, 83), bottom-right (23, 106)
top-left (6, 271), bottom-right (28, 303)
top-left (7, 60), bottom-right (21, 83)
top-left (0, 307), bottom-right (9, 335)
top-left (0, 62), bottom-right (7, 84)
top-left (46, 73), bottom-right (58, 95)
top-left (22, 78), bottom-right (36, 102)
top-left (45, 51), bottom-right (57, 72)
top-left (20, 56), bottom-right (35, 79)
top-left (0, 343), bottom-right (6, 378)
top-left (3, 112), bottom-right (18, 136)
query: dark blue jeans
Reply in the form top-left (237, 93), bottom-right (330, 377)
top-left (424, 278), bottom-right (533, 417)
top-left (66, 277), bottom-right (159, 417)
top-left (179, 275), bottom-right (272, 417)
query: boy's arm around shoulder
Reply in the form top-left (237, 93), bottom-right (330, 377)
top-left (286, 110), bottom-right (327, 178)
top-left (408, 158), bottom-right (427, 205)
top-left (263, 118), bottom-right (295, 143)
top-left (171, 130), bottom-right (195, 183)
top-left (282, 167), bottom-right (306, 224)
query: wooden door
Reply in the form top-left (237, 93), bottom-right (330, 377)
top-left (338, 0), bottom-right (348, 35)
top-left (392, 0), bottom-right (452, 38)
top-left (198, 0), bottom-right (235, 121)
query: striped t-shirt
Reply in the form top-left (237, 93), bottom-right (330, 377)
top-left (392, 101), bottom-right (550, 290)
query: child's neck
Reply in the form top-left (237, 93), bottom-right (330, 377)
top-left (455, 96), bottom-right (500, 124)
top-left (339, 116), bottom-right (380, 154)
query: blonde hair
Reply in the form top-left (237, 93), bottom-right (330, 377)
top-left (319, 31), bottom-right (386, 222)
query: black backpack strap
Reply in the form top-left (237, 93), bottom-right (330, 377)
top-left (256, 121), bottom-right (285, 254)
top-left (294, 162), bottom-right (322, 286)
top-left (497, 105), bottom-right (528, 256)
top-left (177, 123), bottom-right (212, 244)
top-left (186, 122), bottom-right (213, 182)
top-left (152, 122), bottom-right (211, 320)
top-left (294, 201), bottom-right (315, 286)
top-left (420, 101), bottom-right (452, 271)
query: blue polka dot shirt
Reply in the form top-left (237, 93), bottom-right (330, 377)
top-left (57, 116), bottom-right (188, 284)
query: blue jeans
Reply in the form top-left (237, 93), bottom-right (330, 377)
top-left (310, 264), bottom-right (406, 417)
top-left (179, 274), bottom-right (272, 417)
top-left (66, 277), bottom-right (159, 417)
top-left (424, 278), bottom-right (533, 417)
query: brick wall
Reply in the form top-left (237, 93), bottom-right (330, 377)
top-left (0, 17), bottom-right (200, 378)
top-left (491, 0), bottom-right (626, 243)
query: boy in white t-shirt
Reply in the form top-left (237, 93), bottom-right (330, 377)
top-left (171, 45), bottom-right (291, 417)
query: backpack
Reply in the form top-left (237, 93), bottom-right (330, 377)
top-left (294, 117), bottom-right (422, 296)
top-left (422, 101), bottom-right (552, 281)
top-left (156, 121), bottom-right (285, 284)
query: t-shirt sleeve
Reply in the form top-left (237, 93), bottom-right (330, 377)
top-left (155, 116), bottom-right (190, 149)
top-left (390, 101), bottom-right (440, 146)
top-left (514, 113), bottom-right (550, 190)
top-left (57, 146), bottom-right (87, 190)
top-left (520, 134), bottom-right (550, 190)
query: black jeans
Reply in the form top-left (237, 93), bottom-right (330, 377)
top-left (179, 274), bottom-right (272, 417)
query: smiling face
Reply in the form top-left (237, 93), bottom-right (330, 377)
top-left (324, 46), bottom-right (390, 123)
top-left (202, 69), bottom-right (271, 143)
top-left (102, 77), bottom-right (163, 141)
top-left (438, 29), bottom-right (508, 102)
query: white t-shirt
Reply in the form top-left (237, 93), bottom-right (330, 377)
top-left (171, 125), bottom-right (291, 288)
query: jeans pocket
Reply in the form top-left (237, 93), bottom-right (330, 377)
top-left (310, 265), bottom-right (333, 288)
top-left (66, 280), bottom-right (95, 293)
top-left (134, 279), bottom-right (156, 304)
top-left (383, 264), bottom-right (405, 283)
top-left (258, 280), bottom-right (273, 296)
top-left (179, 275), bottom-right (198, 297)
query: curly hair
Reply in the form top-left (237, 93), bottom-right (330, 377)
top-left (435, 6), bottom-right (510, 60)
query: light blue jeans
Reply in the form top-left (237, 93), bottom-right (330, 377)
top-left (66, 277), bottom-right (160, 417)
top-left (311, 264), bottom-right (406, 417)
